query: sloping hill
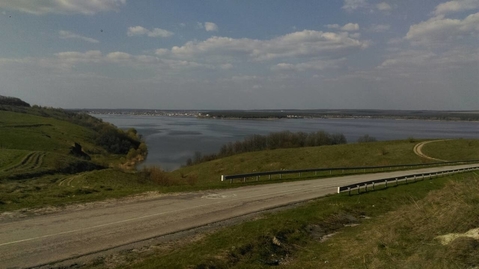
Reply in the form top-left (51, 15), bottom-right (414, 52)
top-left (0, 104), bottom-right (146, 179)
top-left (0, 95), bottom-right (30, 107)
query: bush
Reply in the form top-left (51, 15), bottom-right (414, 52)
top-left (141, 166), bottom-right (179, 186)
top-left (357, 134), bottom-right (377, 143)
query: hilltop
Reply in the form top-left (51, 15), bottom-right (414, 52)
top-left (0, 95), bottom-right (30, 107)
top-left (0, 101), bottom-right (150, 211)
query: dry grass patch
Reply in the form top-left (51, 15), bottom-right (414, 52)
top-left (290, 173), bottom-right (479, 269)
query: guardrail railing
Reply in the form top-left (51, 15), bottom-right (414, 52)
top-left (221, 160), bottom-right (479, 183)
top-left (337, 166), bottom-right (479, 195)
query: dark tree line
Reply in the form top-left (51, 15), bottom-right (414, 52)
top-left (186, 130), bottom-right (347, 166)
top-left (0, 95), bottom-right (31, 107)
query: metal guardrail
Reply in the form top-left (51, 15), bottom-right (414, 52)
top-left (337, 166), bottom-right (479, 195)
top-left (221, 160), bottom-right (479, 183)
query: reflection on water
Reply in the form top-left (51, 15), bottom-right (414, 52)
top-left (94, 114), bottom-right (479, 171)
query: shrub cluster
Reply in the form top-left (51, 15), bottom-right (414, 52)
top-left (357, 134), bottom-right (377, 143)
top-left (95, 126), bottom-right (141, 155)
top-left (186, 130), bottom-right (347, 166)
top-left (141, 166), bottom-right (197, 186)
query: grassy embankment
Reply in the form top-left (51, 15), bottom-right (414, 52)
top-left (1, 104), bottom-right (477, 213)
top-left (0, 106), bottom-right (151, 211)
top-left (85, 172), bottom-right (479, 269)
top-left (2, 104), bottom-right (478, 267)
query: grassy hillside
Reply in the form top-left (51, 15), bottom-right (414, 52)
top-left (0, 104), bottom-right (150, 211)
top-left (84, 172), bottom-right (479, 269)
top-left (421, 139), bottom-right (479, 161)
top-left (169, 139), bottom-right (430, 187)
top-left (1, 103), bottom-right (477, 212)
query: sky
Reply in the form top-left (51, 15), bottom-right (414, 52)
top-left (0, 0), bottom-right (478, 110)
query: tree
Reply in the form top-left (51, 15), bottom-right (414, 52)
top-left (357, 134), bottom-right (377, 143)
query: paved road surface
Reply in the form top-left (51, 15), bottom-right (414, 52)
top-left (0, 164), bottom-right (477, 268)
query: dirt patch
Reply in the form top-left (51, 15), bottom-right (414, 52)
top-left (436, 228), bottom-right (479, 245)
top-left (0, 191), bottom-right (169, 222)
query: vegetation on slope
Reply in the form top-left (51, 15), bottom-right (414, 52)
top-left (170, 139), bottom-right (428, 187)
top-left (0, 100), bottom-right (149, 211)
top-left (0, 95), bottom-right (30, 107)
top-left (421, 139), bottom-right (479, 161)
top-left (83, 172), bottom-right (479, 269)
top-left (186, 130), bottom-right (347, 166)
top-left (1, 98), bottom-right (476, 214)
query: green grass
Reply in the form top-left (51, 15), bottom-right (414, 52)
top-left (1, 107), bottom-right (477, 215)
top-left (168, 139), bottom-right (429, 187)
top-left (0, 110), bottom-right (99, 155)
top-left (2, 137), bottom-right (477, 212)
top-left (421, 139), bottom-right (479, 161)
top-left (0, 169), bottom-right (158, 212)
top-left (0, 107), bottom-right (148, 211)
top-left (0, 149), bottom-right (30, 170)
top-left (85, 172), bottom-right (479, 269)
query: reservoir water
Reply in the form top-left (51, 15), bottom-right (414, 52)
top-left (94, 114), bottom-right (478, 171)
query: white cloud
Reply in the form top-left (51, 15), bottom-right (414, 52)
top-left (406, 12), bottom-right (479, 46)
top-left (433, 0), bottom-right (479, 16)
top-left (369, 24), bottom-right (391, 32)
top-left (376, 2), bottom-right (392, 11)
top-left (56, 50), bottom-right (103, 64)
top-left (227, 75), bottom-right (259, 82)
top-left (127, 26), bottom-right (148, 36)
top-left (127, 26), bottom-right (173, 38)
top-left (342, 0), bottom-right (368, 12)
top-left (106, 52), bottom-right (131, 62)
top-left (148, 28), bottom-right (174, 38)
top-left (155, 48), bottom-right (169, 56)
top-left (326, 24), bottom-right (340, 29)
top-left (272, 59), bottom-right (345, 72)
top-left (59, 30), bottom-right (99, 43)
top-left (0, 0), bottom-right (126, 15)
top-left (350, 32), bottom-right (361, 38)
top-left (341, 23), bottom-right (360, 31)
top-left (170, 30), bottom-right (368, 61)
top-left (378, 50), bottom-right (436, 69)
top-left (220, 63), bottom-right (233, 70)
top-left (327, 23), bottom-right (359, 31)
top-left (46, 50), bottom-right (217, 72)
top-left (204, 22), bottom-right (218, 32)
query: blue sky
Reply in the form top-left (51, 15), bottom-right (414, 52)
top-left (0, 0), bottom-right (478, 110)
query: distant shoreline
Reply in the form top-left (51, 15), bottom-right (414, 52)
top-left (82, 109), bottom-right (479, 122)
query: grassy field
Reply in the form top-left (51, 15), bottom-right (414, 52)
top-left (2, 135), bottom-right (478, 212)
top-left (2, 105), bottom-right (478, 267)
top-left (171, 139), bottom-right (472, 187)
top-left (421, 139), bottom-right (479, 161)
top-left (0, 106), bottom-right (146, 211)
top-left (0, 110), bottom-right (97, 154)
top-left (83, 171), bottom-right (479, 269)
top-left (1, 105), bottom-right (478, 213)
top-left (0, 169), bottom-right (157, 211)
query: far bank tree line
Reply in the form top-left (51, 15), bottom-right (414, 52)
top-left (186, 130), bottom-right (347, 166)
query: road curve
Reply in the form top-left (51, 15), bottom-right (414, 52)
top-left (413, 140), bottom-right (448, 162)
top-left (0, 164), bottom-right (477, 268)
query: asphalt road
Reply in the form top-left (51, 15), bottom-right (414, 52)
top-left (1, 164), bottom-right (477, 268)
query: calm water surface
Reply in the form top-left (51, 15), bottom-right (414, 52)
top-left (94, 115), bottom-right (479, 171)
